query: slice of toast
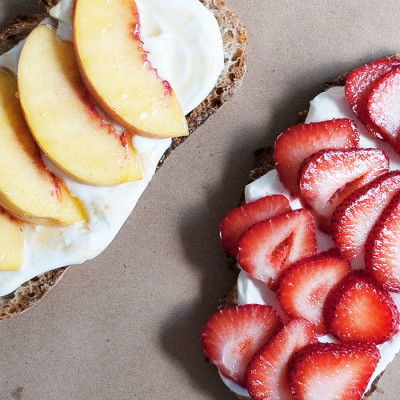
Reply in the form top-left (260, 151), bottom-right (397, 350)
top-left (216, 73), bottom-right (390, 400)
top-left (0, 0), bottom-right (247, 320)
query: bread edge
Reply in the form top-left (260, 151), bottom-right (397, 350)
top-left (0, 0), bottom-right (248, 320)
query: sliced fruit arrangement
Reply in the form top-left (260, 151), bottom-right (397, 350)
top-left (220, 194), bottom-right (291, 256)
top-left (298, 148), bottom-right (389, 230)
top-left (276, 250), bottom-right (351, 335)
top-left (237, 209), bottom-right (317, 290)
top-left (246, 319), bottom-right (317, 400)
top-left (0, 0), bottom-right (200, 270)
top-left (200, 304), bottom-right (283, 387)
top-left (74, 0), bottom-right (188, 138)
top-left (203, 56), bottom-right (400, 400)
top-left (0, 67), bottom-right (86, 226)
top-left (345, 57), bottom-right (400, 141)
top-left (325, 271), bottom-right (400, 344)
top-left (18, 25), bottom-right (142, 185)
top-left (332, 171), bottom-right (400, 260)
top-left (274, 119), bottom-right (360, 195)
top-left (0, 0), bottom-right (177, 269)
top-left (289, 342), bottom-right (380, 400)
top-left (365, 191), bottom-right (400, 292)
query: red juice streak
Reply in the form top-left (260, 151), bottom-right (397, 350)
top-left (0, 209), bottom-right (21, 227)
top-left (130, 2), bottom-right (173, 98)
top-left (50, 173), bottom-right (62, 198)
top-left (79, 88), bottom-right (129, 151)
top-left (32, 149), bottom-right (62, 199)
top-left (119, 133), bottom-right (128, 148)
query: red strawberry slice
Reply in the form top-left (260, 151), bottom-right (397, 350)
top-left (276, 250), bottom-right (351, 335)
top-left (365, 191), bottom-right (400, 291)
top-left (237, 209), bottom-right (317, 290)
top-left (200, 304), bottom-right (283, 387)
top-left (345, 56), bottom-right (400, 140)
top-left (368, 67), bottom-right (400, 152)
top-left (332, 171), bottom-right (400, 260)
top-left (324, 270), bottom-right (400, 344)
top-left (220, 194), bottom-right (291, 256)
top-left (274, 119), bottom-right (360, 195)
top-left (299, 148), bottom-right (389, 230)
top-left (246, 319), bottom-right (317, 400)
top-left (289, 342), bottom-right (380, 400)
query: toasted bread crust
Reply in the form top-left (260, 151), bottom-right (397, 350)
top-left (0, 1), bottom-right (247, 319)
top-left (0, 268), bottom-right (66, 320)
top-left (0, 14), bottom-right (46, 54)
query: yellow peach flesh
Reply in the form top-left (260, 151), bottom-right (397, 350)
top-left (74, 0), bottom-right (188, 138)
top-left (0, 212), bottom-right (24, 271)
top-left (18, 25), bottom-right (142, 186)
top-left (0, 67), bottom-right (87, 226)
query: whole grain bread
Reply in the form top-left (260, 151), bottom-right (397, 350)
top-left (0, 0), bottom-right (247, 320)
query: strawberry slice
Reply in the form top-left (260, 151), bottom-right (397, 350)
top-left (365, 191), bottom-right (400, 291)
top-left (274, 119), bottom-right (360, 195)
top-left (368, 67), bottom-right (400, 152)
top-left (246, 319), bottom-right (317, 400)
top-left (220, 194), bottom-right (291, 256)
top-left (200, 304), bottom-right (282, 387)
top-left (299, 148), bottom-right (389, 230)
top-left (324, 271), bottom-right (400, 344)
top-left (276, 250), bottom-right (351, 335)
top-left (345, 56), bottom-right (400, 140)
top-left (332, 171), bottom-right (400, 260)
top-left (289, 342), bottom-right (380, 400)
top-left (237, 209), bottom-right (317, 290)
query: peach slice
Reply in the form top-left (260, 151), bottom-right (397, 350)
top-left (0, 67), bottom-right (87, 226)
top-left (74, 0), bottom-right (188, 138)
top-left (0, 211), bottom-right (24, 271)
top-left (18, 25), bottom-right (142, 185)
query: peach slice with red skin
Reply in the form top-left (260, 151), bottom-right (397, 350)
top-left (18, 25), bottom-right (142, 186)
top-left (0, 67), bottom-right (87, 226)
top-left (73, 0), bottom-right (188, 138)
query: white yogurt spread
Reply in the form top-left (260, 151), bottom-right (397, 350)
top-left (0, 0), bottom-right (224, 296)
top-left (224, 86), bottom-right (400, 397)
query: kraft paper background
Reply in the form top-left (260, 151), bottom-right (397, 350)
top-left (1, 1), bottom-right (400, 399)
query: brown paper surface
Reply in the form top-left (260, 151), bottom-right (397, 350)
top-left (1, 1), bottom-right (400, 399)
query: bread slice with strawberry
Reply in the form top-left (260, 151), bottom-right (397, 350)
top-left (201, 55), bottom-right (400, 400)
